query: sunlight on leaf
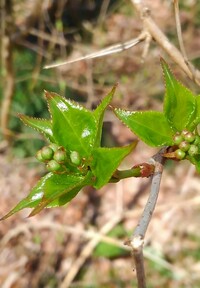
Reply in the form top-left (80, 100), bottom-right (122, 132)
top-left (161, 59), bottom-right (196, 131)
top-left (114, 110), bottom-right (174, 147)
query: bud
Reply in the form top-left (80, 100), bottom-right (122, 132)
top-left (54, 149), bottom-right (67, 163)
top-left (179, 141), bottom-right (190, 152)
top-left (48, 143), bottom-right (59, 152)
top-left (175, 149), bottom-right (186, 160)
top-left (41, 146), bottom-right (54, 160)
top-left (35, 150), bottom-right (44, 162)
top-left (188, 145), bottom-right (199, 156)
top-left (70, 151), bottom-right (81, 165)
top-left (173, 133), bottom-right (183, 145)
top-left (46, 160), bottom-right (61, 172)
top-left (181, 130), bottom-right (189, 136)
top-left (183, 132), bottom-right (195, 143)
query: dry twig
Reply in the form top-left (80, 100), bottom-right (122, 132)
top-left (0, 0), bottom-right (15, 142)
top-left (130, 0), bottom-right (200, 86)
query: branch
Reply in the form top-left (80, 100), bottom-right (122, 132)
top-left (0, 0), bottom-right (15, 142)
top-left (173, 0), bottom-right (195, 77)
top-left (44, 32), bottom-right (146, 69)
top-left (126, 147), bottom-right (166, 288)
top-left (130, 0), bottom-right (200, 86)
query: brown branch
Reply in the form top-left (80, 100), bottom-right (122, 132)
top-left (130, 0), bottom-right (200, 86)
top-left (0, 0), bottom-right (15, 142)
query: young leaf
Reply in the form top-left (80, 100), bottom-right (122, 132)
top-left (28, 171), bottom-right (93, 217)
top-left (1, 172), bottom-right (93, 220)
top-left (91, 142), bottom-right (137, 189)
top-left (161, 59), bottom-right (196, 131)
top-left (93, 85), bottom-right (116, 147)
top-left (45, 91), bottom-right (96, 157)
top-left (114, 109), bottom-right (174, 147)
top-left (19, 114), bottom-right (55, 142)
top-left (190, 96), bottom-right (200, 129)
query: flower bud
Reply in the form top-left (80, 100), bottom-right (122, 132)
top-left (48, 143), bottom-right (59, 152)
top-left (175, 149), bottom-right (186, 160)
top-left (46, 160), bottom-right (61, 172)
top-left (173, 133), bottom-right (183, 145)
top-left (54, 149), bottom-right (67, 163)
top-left (179, 141), bottom-right (190, 152)
top-left (181, 130), bottom-right (189, 136)
top-left (41, 146), bottom-right (54, 160)
top-left (183, 132), bottom-right (195, 143)
top-left (70, 151), bottom-right (81, 165)
top-left (35, 150), bottom-right (44, 162)
top-left (188, 145), bottom-right (199, 156)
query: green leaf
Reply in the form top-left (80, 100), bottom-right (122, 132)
top-left (190, 95), bottom-right (200, 129)
top-left (19, 114), bottom-right (55, 142)
top-left (93, 85), bottom-right (116, 147)
top-left (91, 142), bottom-right (137, 189)
top-left (114, 109), bottom-right (174, 147)
top-left (161, 59), bottom-right (196, 131)
top-left (45, 91), bottom-right (96, 157)
top-left (1, 172), bottom-right (93, 220)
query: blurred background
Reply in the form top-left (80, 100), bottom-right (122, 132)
top-left (0, 0), bottom-right (200, 287)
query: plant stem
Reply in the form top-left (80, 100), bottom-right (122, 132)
top-left (111, 167), bottom-right (141, 181)
top-left (110, 163), bottom-right (155, 183)
top-left (126, 147), bottom-right (166, 288)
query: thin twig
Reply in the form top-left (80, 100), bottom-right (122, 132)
top-left (127, 148), bottom-right (166, 288)
top-left (133, 148), bottom-right (166, 238)
top-left (44, 32), bottom-right (147, 69)
top-left (173, 0), bottom-right (188, 62)
top-left (130, 0), bottom-right (200, 86)
top-left (173, 0), bottom-right (196, 78)
top-left (0, 0), bottom-right (15, 142)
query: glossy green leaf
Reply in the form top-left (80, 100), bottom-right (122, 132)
top-left (161, 59), bottom-right (196, 131)
top-left (46, 186), bottom-right (82, 208)
top-left (93, 85), bottom-right (116, 147)
top-left (1, 172), bottom-right (93, 220)
top-left (115, 109), bottom-right (174, 147)
top-left (19, 114), bottom-right (55, 142)
top-left (91, 142), bottom-right (137, 189)
top-left (45, 91), bottom-right (96, 157)
top-left (190, 95), bottom-right (200, 129)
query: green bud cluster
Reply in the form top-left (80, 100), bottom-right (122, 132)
top-left (173, 130), bottom-right (200, 160)
top-left (35, 143), bottom-right (82, 173)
